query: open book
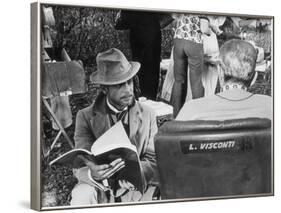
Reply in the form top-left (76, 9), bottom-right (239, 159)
top-left (50, 121), bottom-right (145, 193)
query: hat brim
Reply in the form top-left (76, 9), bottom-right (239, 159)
top-left (91, 61), bottom-right (140, 85)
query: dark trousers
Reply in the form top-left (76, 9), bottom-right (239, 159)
top-left (130, 29), bottom-right (161, 100)
top-left (171, 38), bottom-right (204, 116)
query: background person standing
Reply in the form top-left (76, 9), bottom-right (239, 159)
top-left (170, 14), bottom-right (205, 116)
top-left (115, 10), bottom-right (163, 100)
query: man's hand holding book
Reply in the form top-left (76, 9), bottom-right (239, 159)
top-left (85, 157), bottom-right (125, 181)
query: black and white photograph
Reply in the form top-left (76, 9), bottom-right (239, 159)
top-left (30, 1), bottom-right (273, 211)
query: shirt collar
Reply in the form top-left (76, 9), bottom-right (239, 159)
top-left (217, 88), bottom-right (253, 101)
top-left (222, 83), bottom-right (247, 92)
top-left (106, 97), bottom-right (128, 114)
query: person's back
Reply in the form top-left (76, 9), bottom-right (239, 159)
top-left (176, 39), bottom-right (272, 121)
top-left (176, 89), bottom-right (272, 120)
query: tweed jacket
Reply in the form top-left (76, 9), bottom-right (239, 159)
top-left (73, 93), bottom-right (159, 188)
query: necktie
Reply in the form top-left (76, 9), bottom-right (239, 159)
top-left (116, 110), bottom-right (127, 122)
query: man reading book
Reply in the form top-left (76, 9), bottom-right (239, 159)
top-left (70, 48), bottom-right (159, 205)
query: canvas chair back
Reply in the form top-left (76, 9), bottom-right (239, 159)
top-left (155, 118), bottom-right (272, 199)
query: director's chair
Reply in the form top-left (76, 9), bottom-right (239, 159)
top-left (41, 49), bottom-right (86, 157)
top-left (155, 118), bottom-right (272, 199)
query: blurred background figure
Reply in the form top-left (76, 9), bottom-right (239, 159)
top-left (177, 39), bottom-right (272, 121)
top-left (170, 14), bottom-right (205, 116)
top-left (41, 6), bottom-right (73, 132)
top-left (115, 11), bottom-right (162, 100)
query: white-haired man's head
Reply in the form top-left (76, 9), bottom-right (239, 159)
top-left (219, 39), bottom-right (257, 87)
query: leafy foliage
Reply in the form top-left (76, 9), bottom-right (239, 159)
top-left (51, 6), bottom-right (131, 69)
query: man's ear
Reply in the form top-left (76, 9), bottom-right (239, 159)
top-left (217, 64), bottom-right (225, 89)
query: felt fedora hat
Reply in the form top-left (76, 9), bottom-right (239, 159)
top-left (91, 48), bottom-right (140, 85)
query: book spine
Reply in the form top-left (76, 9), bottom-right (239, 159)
top-left (31, 1), bottom-right (41, 211)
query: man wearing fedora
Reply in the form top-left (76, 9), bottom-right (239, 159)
top-left (70, 48), bottom-right (159, 205)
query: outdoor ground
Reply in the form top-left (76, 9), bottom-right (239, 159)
top-left (41, 5), bottom-right (272, 207)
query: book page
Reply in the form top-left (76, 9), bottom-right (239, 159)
top-left (49, 148), bottom-right (93, 166)
top-left (91, 121), bottom-right (137, 156)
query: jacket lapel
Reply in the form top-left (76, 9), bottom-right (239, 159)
top-left (90, 114), bottom-right (111, 140)
top-left (90, 93), bottom-right (111, 139)
top-left (129, 102), bottom-right (142, 140)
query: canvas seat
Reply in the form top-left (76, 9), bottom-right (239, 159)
top-left (41, 47), bottom-right (86, 156)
